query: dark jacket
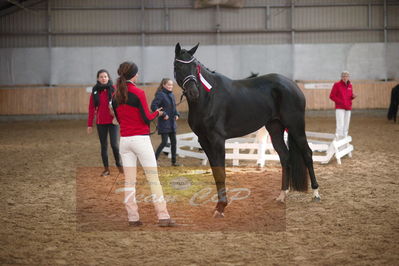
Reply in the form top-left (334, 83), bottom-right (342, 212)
top-left (151, 88), bottom-right (180, 134)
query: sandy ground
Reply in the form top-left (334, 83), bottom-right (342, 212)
top-left (0, 113), bottom-right (398, 265)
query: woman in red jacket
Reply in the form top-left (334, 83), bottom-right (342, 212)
top-left (329, 71), bottom-right (357, 139)
top-left (87, 69), bottom-right (122, 176)
top-left (112, 61), bottom-right (175, 227)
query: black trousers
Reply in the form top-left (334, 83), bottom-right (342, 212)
top-left (155, 132), bottom-right (177, 163)
top-left (96, 124), bottom-right (122, 168)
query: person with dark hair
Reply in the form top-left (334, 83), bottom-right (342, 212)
top-left (87, 69), bottom-right (122, 176)
top-left (151, 78), bottom-right (180, 166)
top-left (112, 62), bottom-right (176, 227)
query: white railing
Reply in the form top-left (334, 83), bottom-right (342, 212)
top-left (163, 130), bottom-right (353, 166)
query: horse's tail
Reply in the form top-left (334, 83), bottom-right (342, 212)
top-left (387, 85), bottom-right (399, 122)
top-left (287, 133), bottom-right (309, 191)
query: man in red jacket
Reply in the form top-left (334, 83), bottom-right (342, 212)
top-left (329, 71), bottom-right (357, 139)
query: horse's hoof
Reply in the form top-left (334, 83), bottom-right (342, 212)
top-left (275, 197), bottom-right (285, 203)
top-left (312, 196), bottom-right (321, 202)
top-left (213, 210), bottom-right (225, 218)
top-left (275, 190), bottom-right (287, 203)
top-left (312, 189), bottom-right (321, 202)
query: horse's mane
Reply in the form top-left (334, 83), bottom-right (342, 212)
top-left (196, 59), bottom-right (215, 74)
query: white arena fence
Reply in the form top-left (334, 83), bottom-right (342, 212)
top-left (163, 129), bottom-right (353, 166)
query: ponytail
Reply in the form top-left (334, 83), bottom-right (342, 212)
top-left (114, 61), bottom-right (138, 105)
top-left (115, 75), bottom-right (128, 104)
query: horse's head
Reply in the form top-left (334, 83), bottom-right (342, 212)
top-left (174, 43), bottom-right (200, 102)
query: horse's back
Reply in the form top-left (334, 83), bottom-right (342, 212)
top-left (218, 73), bottom-right (306, 138)
top-left (259, 73), bottom-right (301, 92)
top-left (236, 73), bottom-right (299, 89)
top-left (234, 73), bottom-right (305, 103)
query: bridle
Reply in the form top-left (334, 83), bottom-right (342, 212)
top-left (174, 57), bottom-right (201, 104)
top-left (175, 57), bottom-right (195, 64)
top-left (174, 57), bottom-right (199, 92)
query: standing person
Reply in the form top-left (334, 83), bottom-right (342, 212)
top-left (151, 78), bottom-right (180, 166)
top-left (87, 69), bottom-right (122, 176)
top-left (112, 61), bottom-right (175, 227)
top-left (329, 71), bottom-right (357, 140)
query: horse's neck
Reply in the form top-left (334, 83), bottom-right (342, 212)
top-left (198, 63), bottom-right (216, 84)
top-left (187, 67), bottom-right (214, 115)
top-left (187, 99), bottom-right (198, 109)
top-left (201, 63), bottom-right (232, 85)
top-left (187, 64), bottom-right (229, 130)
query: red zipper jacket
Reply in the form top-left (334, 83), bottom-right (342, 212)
top-left (329, 80), bottom-right (354, 110)
top-left (112, 82), bottom-right (159, 137)
top-left (87, 89), bottom-right (114, 127)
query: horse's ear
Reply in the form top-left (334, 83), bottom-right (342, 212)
top-left (188, 43), bottom-right (199, 56)
top-left (175, 43), bottom-right (181, 56)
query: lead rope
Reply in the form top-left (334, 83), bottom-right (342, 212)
top-left (104, 172), bottom-right (120, 201)
top-left (177, 92), bottom-right (186, 106)
top-left (150, 120), bottom-right (158, 135)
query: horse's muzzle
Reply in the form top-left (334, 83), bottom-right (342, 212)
top-left (185, 83), bottom-right (199, 102)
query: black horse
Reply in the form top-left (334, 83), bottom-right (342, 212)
top-left (174, 43), bottom-right (320, 217)
top-left (387, 84), bottom-right (399, 123)
top-left (246, 72), bottom-right (259, 79)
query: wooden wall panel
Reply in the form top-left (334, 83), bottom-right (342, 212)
top-left (0, 81), bottom-right (397, 115)
top-left (0, 87), bottom-right (90, 115)
top-left (298, 81), bottom-right (398, 110)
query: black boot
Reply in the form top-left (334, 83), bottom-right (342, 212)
top-left (171, 160), bottom-right (180, 167)
top-left (101, 167), bottom-right (110, 176)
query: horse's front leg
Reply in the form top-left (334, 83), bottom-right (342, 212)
top-left (198, 136), bottom-right (228, 217)
top-left (211, 165), bottom-right (228, 218)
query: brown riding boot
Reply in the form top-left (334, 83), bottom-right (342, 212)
top-left (117, 166), bottom-right (124, 174)
top-left (128, 220), bottom-right (143, 227)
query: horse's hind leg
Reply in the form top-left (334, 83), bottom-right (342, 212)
top-left (304, 144), bottom-right (320, 201)
top-left (265, 120), bottom-right (289, 202)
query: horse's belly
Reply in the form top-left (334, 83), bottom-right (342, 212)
top-left (224, 96), bottom-right (276, 138)
top-left (225, 116), bottom-right (271, 139)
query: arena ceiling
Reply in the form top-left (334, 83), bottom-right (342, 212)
top-left (0, 0), bottom-right (44, 17)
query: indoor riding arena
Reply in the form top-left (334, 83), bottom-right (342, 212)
top-left (1, 1), bottom-right (398, 265)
